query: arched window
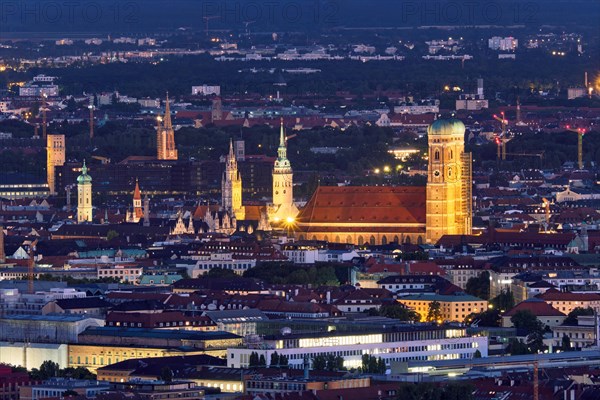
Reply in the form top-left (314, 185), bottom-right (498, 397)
top-left (449, 150), bottom-right (453, 159)
top-left (381, 235), bottom-right (388, 245)
top-left (298, 235), bottom-right (305, 241)
top-left (405, 236), bottom-right (411, 244)
top-left (434, 150), bottom-right (440, 160)
top-left (417, 236), bottom-right (423, 245)
top-left (358, 236), bottom-right (364, 245)
top-left (346, 236), bottom-right (353, 244)
top-left (370, 236), bottom-right (376, 245)
top-left (323, 235), bottom-right (329, 242)
top-left (311, 235), bottom-right (317, 241)
top-left (393, 235), bottom-right (399, 244)
top-left (335, 235), bottom-right (341, 243)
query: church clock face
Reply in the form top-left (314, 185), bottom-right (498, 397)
top-left (433, 170), bottom-right (441, 178)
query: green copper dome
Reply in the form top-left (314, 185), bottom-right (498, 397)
top-left (77, 160), bottom-right (92, 184)
top-left (428, 118), bottom-right (465, 136)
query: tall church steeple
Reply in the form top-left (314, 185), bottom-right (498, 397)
top-left (133, 179), bottom-right (143, 220)
top-left (270, 118), bottom-right (298, 223)
top-left (77, 160), bottom-right (93, 223)
top-left (278, 118), bottom-right (287, 160)
top-left (157, 93), bottom-right (178, 160)
top-left (425, 119), bottom-right (472, 243)
top-left (222, 139), bottom-right (245, 220)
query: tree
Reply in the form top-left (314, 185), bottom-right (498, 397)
top-left (160, 366), bottom-right (173, 382)
top-left (465, 271), bottom-right (490, 300)
top-left (378, 303), bottom-right (421, 322)
top-left (510, 310), bottom-right (544, 332)
top-left (66, 97), bottom-right (78, 113)
top-left (258, 354), bottom-right (266, 367)
top-left (473, 350), bottom-right (482, 358)
top-left (464, 309), bottom-right (500, 327)
top-left (249, 352), bottom-right (259, 367)
top-left (508, 338), bottom-right (531, 355)
top-left (312, 355), bottom-right (327, 370)
top-left (561, 334), bottom-right (572, 351)
top-left (106, 230), bottom-right (119, 241)
top-left (511, 310), bottom-right (546, 353)
top-left (490, 290), bottom-right (514, 311)
top-left (34, 360), bottom-right (60, 380)
top-left (207, 267), bottom-right (239, 279)
top-left (270, 352), bottom-right (280, 367)
top-left (426, 301), bottom-right (443, 323)
top-left (563, 307), bottom-right (594, 325)
top-left (279, 355), bottom-right (288, 367)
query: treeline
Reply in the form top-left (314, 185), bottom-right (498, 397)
top-left (243, 263), bottom-right (346, 286)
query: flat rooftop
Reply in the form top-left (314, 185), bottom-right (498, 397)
top-left (80, 327), bottom-right (240, 341)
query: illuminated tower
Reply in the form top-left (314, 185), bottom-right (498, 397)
top-left (426, 119), bottom-right (472, 244)
top-left (46, 134), bottom-right (65, 195)
top-left (157, 94), bottom-right (178, 160)
top-left (77, 160), bottom-right (93, 223)
top-left (126, 179), bottom-right (143, 223)
top-left (221, 139), bottom-right (245, 220)
top-left (270, 119), bottom-right (298, 222)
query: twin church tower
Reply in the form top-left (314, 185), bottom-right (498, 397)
top-left (66, 92), bottom-right (470, 245)
top-left (222, 118), bottom-right (298, 223)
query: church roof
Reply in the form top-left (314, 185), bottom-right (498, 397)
top-left (297, 186), bottom-right (426, 226)
top-left (428, 118), bottom-right (465, 136)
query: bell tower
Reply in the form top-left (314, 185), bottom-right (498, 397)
top-left (77, 160), bottom-right (93, 223)
top-left (157, 93), bottom-right (178, 160)
top-left (273, 119), bottom-right (293, 209)
top-left (222, 139), bottom-right (245, 220)
top-left (426, 119), bottom-right (472, 244)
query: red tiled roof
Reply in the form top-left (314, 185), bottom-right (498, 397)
top-left (504, 298), bottom-right (565, 317)
top-left (297, 186), bottom-right (426, 225)
top-left (537, 289), bottom-right (600, 302)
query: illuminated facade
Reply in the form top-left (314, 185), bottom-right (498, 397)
top-left (425, 118), bottom-right (472, 244)
top-left (67, 345), bottom-right (210, 374)
top-left (296, 119), bottom-right (472, 245)
top-left (46, 134), bottom-right (65, 195)
top-left (156, 94), bottom-right (178, 161)
top-left (228, 326), bottom-right (486, 370)
top-left (221, 140), bottom-right (245, 220)
top-left (76, 161), bottom-right (93, 223)
top-left (397, 294), bottom-right (488, 322)
top-left (125, 179), bottom-right (143, 223)
top-left (268, 119), bottom-right (299, 223)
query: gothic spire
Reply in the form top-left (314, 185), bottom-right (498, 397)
top-left (133, 178), bottom-right (141, 200)
top-left (278, 118), bottom-right (287, 160)
top-left (229, 138), bottom-right (235, 159)
top-left (163, 92), bottom-right (172, 130)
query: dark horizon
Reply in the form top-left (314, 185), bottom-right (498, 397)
top-left (0, 0), bottom-right (598, 37)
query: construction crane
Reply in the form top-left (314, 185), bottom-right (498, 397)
top-left (28, 239), bottom-right (38, 294)
top-left (203, 15), bottom-right (219, 37)
top-left (493, 111), bottom-right (509, 160)
top-left (565, 125), bottom-right (586, 170)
